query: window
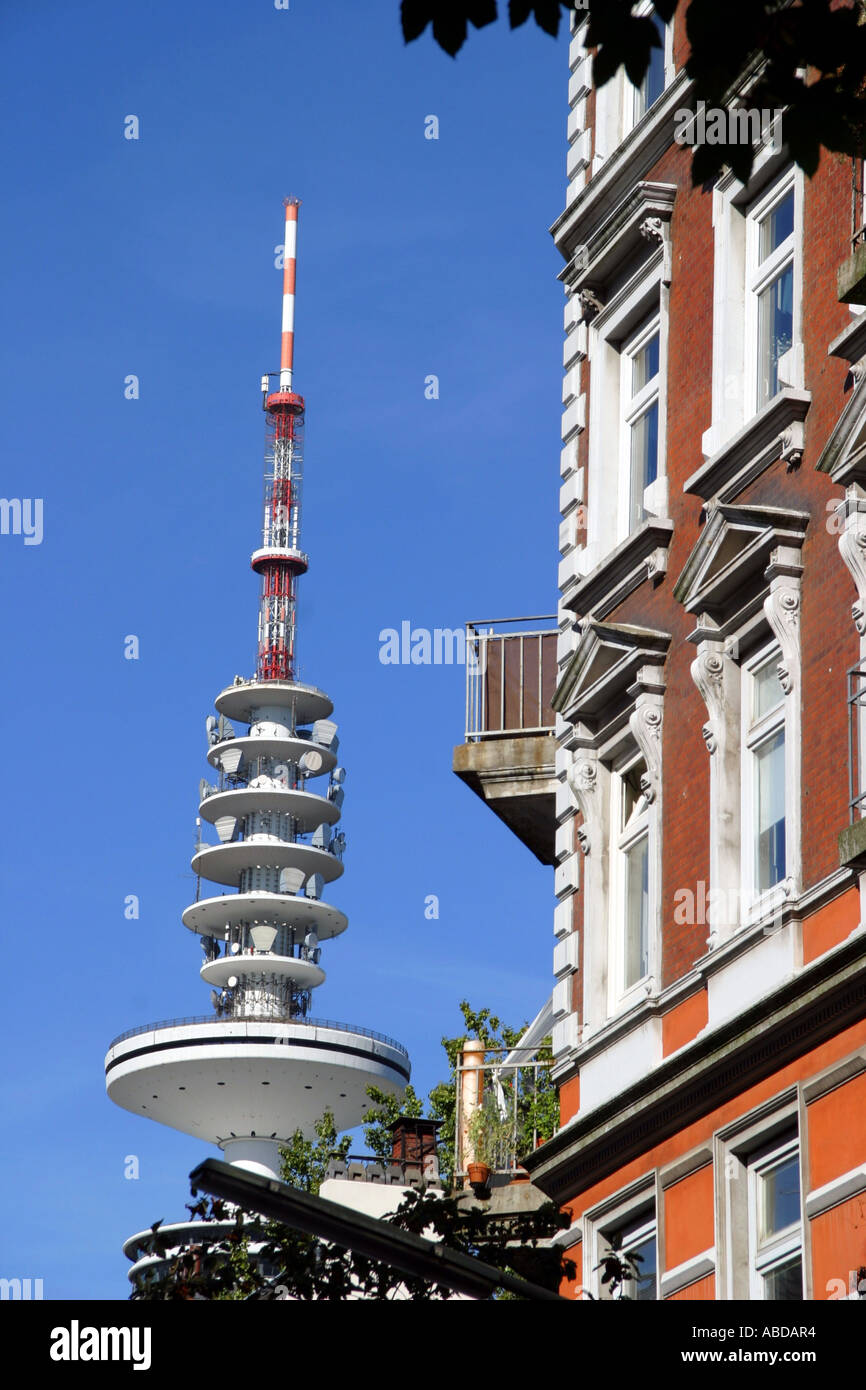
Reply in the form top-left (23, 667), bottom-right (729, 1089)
top-left (742, 647), bottom-right (787, 911)
top-left (592, 8), bottom-right (673, 164)
top-left (560, 626), bottom-right (667, 1051)
top-left (613, 760), bottom-right (650, 995)
top-left (748, 183), bottom-right (794, 410)
top-left (747, 1134), bottom-right (803, 1300)
top-left (678, 507), bottom-right (804, 949)
top-left (621, 316), bottom-right (660, 534)
top-left (632, 13), bottom-right (667, 124)
top-left (599, 1204), bottom-right (658, 1300)
top-left (716, 1099), bottom-right (805, 1299)
top-left (703, 165), bottom-right (804, 461)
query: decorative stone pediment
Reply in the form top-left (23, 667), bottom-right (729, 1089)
top-left (560, 181), bottom-right (677, 303)
top-left (674, 503), bottom-right (809, 625)
top-left (815, 368), bottom-right (866, 489)
top-left (553, 619), bottom-right (670, 737)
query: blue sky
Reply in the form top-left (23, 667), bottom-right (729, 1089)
top-left (0, 0), bottom-right (568, 1297)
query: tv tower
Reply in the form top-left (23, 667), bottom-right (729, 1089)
top-left (106, 201), bottom-right (410, 1222)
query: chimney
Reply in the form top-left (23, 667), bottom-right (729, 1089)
top-left (388, 1116), bottom-right (441, 1179)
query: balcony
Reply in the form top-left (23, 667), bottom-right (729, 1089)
top-left (456, 1043), bottom-right (554, 1211)
top-left (453, 618), bottom-right (558, 864)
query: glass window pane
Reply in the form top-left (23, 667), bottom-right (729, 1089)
top-left (763, 1255), bottom-right (802, 1301)
top-left (635, 27), bottom-right (665, 119)
top-left (629, 401), bottom-right (658, 529)
top-left (759, 191), bottom-right (794, 261)
top-left (759, 1153), bottom-right (801, 1239)
top-left (630, 1234), bottom-right (657, 1301)
top-left (755, 729), bottom-right (786, 891)
top-left (753, 660), bottom-right (784, 721)
top-left (621, 764), bottom-right (645, 831)
top-left (625, 835), bottom-right (649, 987)
top-left (632, 332), bottom-right (660, 394)
top-left (757, 262), bottom-right (793, 407)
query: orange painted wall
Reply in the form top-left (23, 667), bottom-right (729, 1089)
top-left (810, 1194), bottom-right (866, 1300)
top-left (662, 989), bottom-right (709, 1057)
top-left (802, 889), bottom-right (859, 966)
top-left (808, 1069), bottom-right (866, 1190)
top-left (559, 1243), bottom-right (583, 1300)
top-left (560, 1073), bottom-right (580, 1126)
top-left (668, 1274), bottom-right (715, 1301)
top-left (665, 1164), bottom-right (715, 1269)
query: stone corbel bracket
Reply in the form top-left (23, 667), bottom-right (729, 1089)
top-left (568, 750), bottom-right (601, 856)
top-left (763, 545), bottom-right (803, 695)
top-left (690, 644), bottom-right (726, 756)
top-left (639, 214), bottom-right (672, 287)
top-left (837, 492), bottom-right (866, 635)
top-left (629, 682), bottom-right (664, 804)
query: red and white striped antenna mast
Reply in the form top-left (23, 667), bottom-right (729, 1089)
top-left (280, 196), bottom-right (300, 391)
top-left (254, 197), bottom-right (307, 682)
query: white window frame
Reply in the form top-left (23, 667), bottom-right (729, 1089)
top-left (740, 642), bottom-right (788, 923)
top-left (622, 4), bottom-right (674, 138)
top-left (715, 1093), bottom-right (807, 1300)
top-left (585, 266), bottom-right (669, 567)
top-left (745, 175), bottom-right (796, 417)
top-left (704, 160), bottom-right (804, 457)
top-left (608, 754), bottom-right (653, 1011)
top-left (584, 1182), bottom-right (659, 1301)
top-left (619, 313), bottom-right (661, 538)
top-left (593, 5), bottom-right (674, 166)
top-left (747, 1134), bottom-right (804, 1301)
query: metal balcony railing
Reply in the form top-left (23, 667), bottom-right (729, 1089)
top-left (455, 1048), bottom-right (554, 1178)
top-left (108, 1014), bottom-right (409, 1058)
top-left (464, 617), bottom-right (558, 742)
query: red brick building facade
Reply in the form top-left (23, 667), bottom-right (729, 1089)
top-left (461, 8), bottom-right (866, 1301)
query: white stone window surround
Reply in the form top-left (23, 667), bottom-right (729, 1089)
top-left (704, 155), bottom-right (804, 461)
top-left (559, 622), bottom-right (668, 1036)
top-left (582, 1174), bottom-right (660, 1300)
top-left (713, 1092), bottom-right (805, 1301)
top-left (677, 504), bottom-right (806, 950)
top-left (697, 608), bottom-right (802, 948)
top-left (583, 254), bottom-right (670, 570)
